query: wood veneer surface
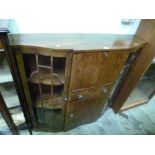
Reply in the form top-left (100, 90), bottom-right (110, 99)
top-left (9, 33), bottom-right (146, 51)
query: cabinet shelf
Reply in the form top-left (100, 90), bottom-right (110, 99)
top-left (35, 95), bottom-right (64, 109)
top-left (28, 71), bottom-right (65, 85)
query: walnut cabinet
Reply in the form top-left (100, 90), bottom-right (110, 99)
top-left (10, 34), bottom-right (146, 131)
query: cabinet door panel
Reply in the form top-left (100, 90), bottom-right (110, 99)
top-left (15, 46), bottom-right (72, 131)
top-left (65, 86), bottom-right (112, 129)
top-left (69, 51), bottom-right (129, 91)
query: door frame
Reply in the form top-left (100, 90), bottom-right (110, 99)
top-left (111, 19), bottom-right (155, 113)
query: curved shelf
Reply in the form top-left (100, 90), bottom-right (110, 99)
top-left (28, 71), bottom-right (65, 85)
top-left (35, 95), bottom-right (64, 109)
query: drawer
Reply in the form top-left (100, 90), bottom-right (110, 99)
top-left (0, 39), bottom-right (4, 49)
top-left (65, 85), bottom-right (113, 129)
top-left (69, 84), bottom-right (113, 102)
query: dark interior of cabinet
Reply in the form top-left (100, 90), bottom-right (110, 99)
top-left (53, 57), bottom-right (66, 74)
top-left (22, 53), bottom-right (66, 126)
top-left (22, 54), bottom-right (37, 78)
top-left (38, 55), bottom-right (51, 66)
top-left (121, 60), bottom-right (155, 111)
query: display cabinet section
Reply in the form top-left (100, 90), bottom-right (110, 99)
top-left (14, 48), bottom-right (70, 130)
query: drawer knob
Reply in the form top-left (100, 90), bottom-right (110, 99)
top-left (78, 94), bottom-right (84, 99)
top-left (70, 113), bottom-right (74, 118)
top-left (64, 97), bottom-right (68, 101)
top-left (102, 88), bottom-right (108, 94)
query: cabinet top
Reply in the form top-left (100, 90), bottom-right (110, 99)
top-left (9, 33), bottom-right (146, 51)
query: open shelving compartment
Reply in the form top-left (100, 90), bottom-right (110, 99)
top-left (22, 53), bottom-right (67, 127)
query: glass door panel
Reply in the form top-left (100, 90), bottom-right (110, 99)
top-left (22, 53), bottom-right (66, 129)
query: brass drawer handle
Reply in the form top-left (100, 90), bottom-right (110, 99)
top-left (77, 94), bottom-right (87, 101)
top-left (101, 88), bottom-right (108, 94)
top-left (70, 113), bottom-right (74, 118)
top-left (78, 94), bottom-right (84, 99)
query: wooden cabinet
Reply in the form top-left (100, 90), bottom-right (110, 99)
top-left (10, 33), bottom-right (146, 131)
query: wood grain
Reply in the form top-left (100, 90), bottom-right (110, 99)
top-left (69, 51), bottom-right (130, 91)
top-left (9, 33), bottom-right (146, 51)
top-left (65, 85), bottom-right (113, 129)
top-left (14, 46), bottom-right (72, 130)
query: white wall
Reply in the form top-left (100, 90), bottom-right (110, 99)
top-left (1, 19), bottom-right (141, 34)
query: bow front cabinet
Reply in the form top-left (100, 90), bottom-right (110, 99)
top-left (9, 34), bottom-right (145, 131)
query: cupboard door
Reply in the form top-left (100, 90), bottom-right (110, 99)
top-left (65, 85), bottom-right (113, 129)
top-left (69, 51), bottom-right (129, 91)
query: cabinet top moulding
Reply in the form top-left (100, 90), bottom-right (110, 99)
top-left (8, 33), bottom-right (146, 52)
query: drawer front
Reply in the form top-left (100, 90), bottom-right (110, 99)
top-left (65, 85), bottom-right (113, 129)
top-left (69, 84), bottom-right (113, 102)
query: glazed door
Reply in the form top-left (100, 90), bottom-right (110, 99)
top-left (65, 85), bottom-right (113, 129)
top-left (15, 46), bottom-right (72, 131)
